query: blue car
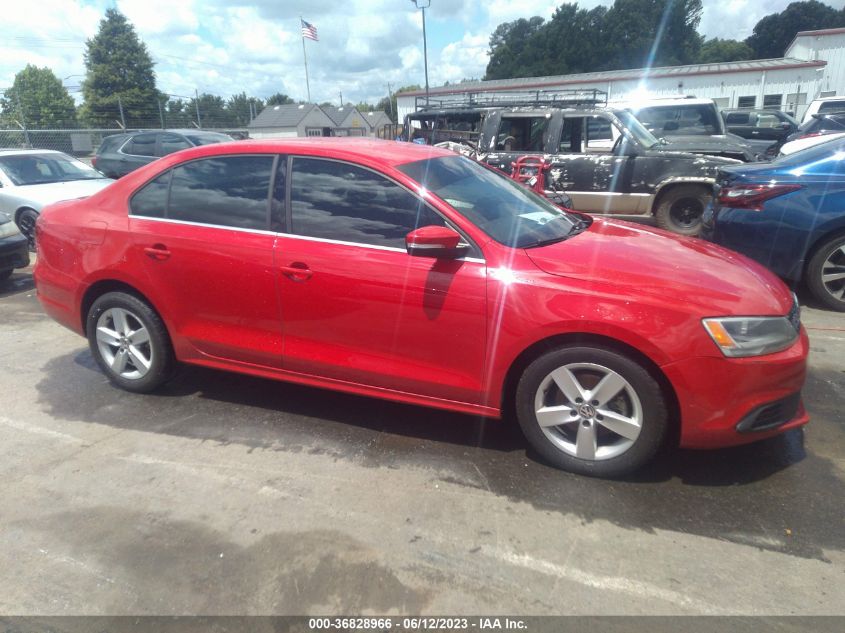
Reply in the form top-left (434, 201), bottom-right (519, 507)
top-left (701, 136), bottom-right (845, 311)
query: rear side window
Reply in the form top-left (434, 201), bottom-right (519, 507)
top-left (725, 112), bottom-right (750, 125)
top-left (98, 134), bottom-right (126, 153)
top-left (818, 100), bottom-right (845, 114)
top-left (130, 172), bottom-right (171, 218)
top-left (290, 157), bottom-right (444, 248)
top-left (496, 116), bottom-right (549, 151)
top-left (168, 156), bottom-right (274, 230)
top-left (124, 134), bottom-right (157, 157)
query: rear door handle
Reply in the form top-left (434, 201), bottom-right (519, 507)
top-left (280, 262), bottom-right (312, 281)
top-left (144, 244), bottom-right (171, 261)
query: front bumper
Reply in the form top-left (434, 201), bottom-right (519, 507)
top-left (663, 327), bottom-right (810, 449)
top-left (0, 232), bottom-right (30, 272)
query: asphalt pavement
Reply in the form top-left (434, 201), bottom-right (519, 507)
top-left (1, 259), bottom-right (843, 615)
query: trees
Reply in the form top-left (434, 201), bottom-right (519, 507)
top-left (698, 38), bottom-right (754, 63)
top-left (81, 8), bottom-right (160, 127)
top-left (266, 93), bottom-right (294, 106)
top-left (226, 92), bottom-right (264, 127)
top-left (483, 0), bottom-right (703, 80)
top-left (0, 65), bottom-right (77, 128)
top-left (745, 1), bottom-right (845, 59)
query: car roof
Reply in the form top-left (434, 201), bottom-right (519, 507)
top-left (812, 96), bottom-right (845, 102)
top-left (0, 149), bottom-right (66, 156)
top-left (159, 138), bottom-right (456, 168)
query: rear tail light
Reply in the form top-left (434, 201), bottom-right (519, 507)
top-left (91, 156), bottom-right (98, 168)
top-left (717, 184), bottom-right (802, 210)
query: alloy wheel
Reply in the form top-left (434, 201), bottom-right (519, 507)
top-left (533, 362), bottom-right (643, 461)
top-left (821, 244), bottom-right (845, 302)
top-left (95, 307), bottom-right (153, 380)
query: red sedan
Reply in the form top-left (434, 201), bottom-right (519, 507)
top-left (33, 139), bottom-right (809, 477)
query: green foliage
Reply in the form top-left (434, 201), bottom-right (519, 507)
top-left (484, 0), bottom-right (703, 79)
top-left (745, 1), bottom-right (845, 59)
top-left (0, 65), bottom-right (77, 128)
top-left (266, 93), bottom-right (294, 106)
top-left (226, 92), bottom-right (264, 127)
top-left (698, 38), bottom-right (755, 63)
top-left (81, 8), bottom-right (160, 127)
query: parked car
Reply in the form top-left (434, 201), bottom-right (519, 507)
top-left (779, 131), bottom-right (845, 156)
top-left (0, 211), bottom-right (29, 281)
top-left (701, 135), bottom-right (845, 311)
top-left (722, 108), bottom-right (798, 152)
top-left (93, 129), bottom-right (233, 178)
top-left (618, 98), bottom-right (760, 161)
top-left (777, 112), bottom-right (845, 151)
top-left (801, 96), bottom-right (845, 123)
top-left (34, 138), bottom-right (809, 477)
top-left (472, 102), bottom-right (739, 235)
top-left (0, 149), bottom-right (113, 249)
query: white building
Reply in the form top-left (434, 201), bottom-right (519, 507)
top-left (398, 28), bottom-right (845, 121)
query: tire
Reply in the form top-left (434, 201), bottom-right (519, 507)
top-left (86, 291), bottom-right (175, 393)
top-left (0, 269), bottom-right (12, 282)
top-left (515, 345), bottom-right (668, 478)
top-left (16, 208), bottom-right (39, 252)
top-left (806, 234), bottom-right (845, 312)
top-left (654, 185), bottom-right (711, 236)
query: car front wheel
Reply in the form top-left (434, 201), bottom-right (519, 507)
top-left (515, 345), bottom-right (668, 477)
top-left (807, 235), bottom-right (845, 311)
top-left (86, 291), bottom-right (175, 393)
top-left (17, 208), bottom-right (39, 251)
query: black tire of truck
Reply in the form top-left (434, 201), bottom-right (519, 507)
top-left (654, 185), bottom-right (711, 237)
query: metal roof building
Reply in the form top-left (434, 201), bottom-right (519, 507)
top-left (398, 29), bottom-right (845, 121)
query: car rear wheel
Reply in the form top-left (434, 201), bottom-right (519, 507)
top-left (515, 345), bottom-right (668, 478)
top-left (86, 292), bottom-right (175, 393)
top-left (807, 235), bottom-right (845, 312)
top-left (654, 186), bottom-right (710, 236)
top-left (17, 208), bottom-right (39, 251)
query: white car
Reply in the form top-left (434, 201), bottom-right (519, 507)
top-left (778, 131), bottom-right (845, 156)
top-left (801, 96), bottom-right (845, 123)
top-left (0, 149), bottom-right (113, 249)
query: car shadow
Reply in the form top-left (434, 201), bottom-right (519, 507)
top-left (0, 269), bottom-right (35, 298)
top-left (34, 349), bottom-right (844, 561)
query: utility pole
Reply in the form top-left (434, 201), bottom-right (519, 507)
top-left (410, 1), bottom-right (431, 105)
top-left (158, 99), bottom-right (165, 129)
top-left (194, 89), bottom-right (202, 129)
top-left (386, 82), bottom-right (393, 120)
top-left (339, 91), bottom-right (343, 106)
top-left (117, 96), bottom-right (126, 129)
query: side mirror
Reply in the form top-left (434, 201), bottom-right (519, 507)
top-left (779, 122), bottom-right (792, 130)
top-left (405, 225), bottom-right (469, 259)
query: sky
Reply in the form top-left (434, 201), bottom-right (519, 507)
top-left (2, 0), bottom-right (845, 107)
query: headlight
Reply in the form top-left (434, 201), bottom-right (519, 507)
top-left (702, 315), bottom-right (799, 357)
top-left (0, 221), bottom-right (21, 238)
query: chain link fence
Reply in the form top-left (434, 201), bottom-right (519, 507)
top-left (0, 126), bottom-right (250, 158)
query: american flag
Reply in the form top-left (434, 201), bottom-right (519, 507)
top-left (301, 19), bottom-right (318, 41)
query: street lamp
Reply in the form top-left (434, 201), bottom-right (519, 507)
top-left (410, 0), bottom-right (430, 105)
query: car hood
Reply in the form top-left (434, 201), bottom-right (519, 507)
top-left (525, 218), bottom-right (792, 316)
top-left (6, 179), bottom-right (113, 207)
top-left (664, 134), bottom-right (751, 151)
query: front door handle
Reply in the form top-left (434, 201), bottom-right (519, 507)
top-left (144, 244), bottom-right (171, 261)
top-left (280, 262), bottom-right (312, 281)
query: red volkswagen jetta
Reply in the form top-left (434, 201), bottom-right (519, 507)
top-left (33, 139), bottom-right (809, 477)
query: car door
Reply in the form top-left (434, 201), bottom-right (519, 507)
top-left (128, 154), bottom-right (283, 367)
top-left (549, 115), bottom-right (638, 214)
top-left (724, 112), bottom-right (754, 139)
top-left (274, 156), bottom-right (488, 405)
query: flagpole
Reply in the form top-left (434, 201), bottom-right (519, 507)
top-left (300, 17), bottom-right (311, 102)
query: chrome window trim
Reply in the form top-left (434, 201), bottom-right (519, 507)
top-left (118, 133), bottom-right (159, 159)
top-left (127, 215), bottom-right (485, 263)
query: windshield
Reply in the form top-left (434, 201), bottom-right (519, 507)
top-left (396, 155), bottom-right (578, 248)
top-left (614, 111), bottom-right (660, 148)
top-left (184, 132), bottom-right (232, 146)
top-left (0, 153), bottom-right (105, 186)
top-left (633, 104), bottom-right (722, 136)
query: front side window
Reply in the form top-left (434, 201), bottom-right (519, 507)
top-left (397, 154), bottom-right (577, 249)
top-left (290, 157), bottom-right (444, 248)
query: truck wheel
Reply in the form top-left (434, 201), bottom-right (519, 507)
top-left (806, 235), bottom-right (845, 312)
top-left (655, 186), bottom-right (711, 236)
